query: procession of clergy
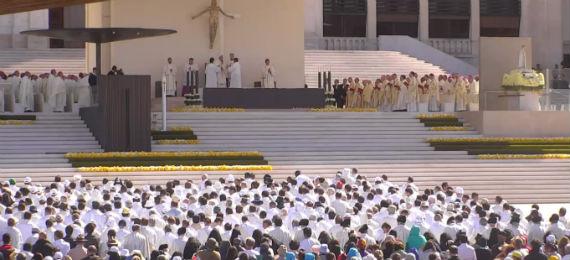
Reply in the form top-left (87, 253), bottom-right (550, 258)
top-left (0, 170), bottom-right (569, 260)
top-left (333, 73), bottom-right (480, 112)
top-left (0, 70), bottom-right (93, 113)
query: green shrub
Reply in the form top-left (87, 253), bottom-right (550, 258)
top-left (0, 115), bottom-right (36, 121)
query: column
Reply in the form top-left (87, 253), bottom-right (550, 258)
top-left (0, 14), bottom-right (14, 48)
top-left (520, 0), bottom-right (563, 68)
top-left (366, 0), bottom-right (377, 49)
top-left (418, 0), bottom-right (429, 42)
top-left (12, 12), bottom-right (29, 48)
top-left (28, 9), bottom-right (49, 49)
top-left (470, 0), bottom-right (480, 62)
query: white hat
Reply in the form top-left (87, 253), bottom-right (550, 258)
top-left (73, 175), bottom-right (82, 181)
top-left (109, 246), bottom-right (119, 253)
top-left (456, 187), bottom-right (464, 194)
top-left (227, 174), bottom-right (235, 182)
top-left (53, 252), bottom-right (63, 260)
top-left (24, 177), bottom-right (32, 184)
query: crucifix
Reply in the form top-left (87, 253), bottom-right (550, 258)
top-left (192, 0), bottom-right (239, 49)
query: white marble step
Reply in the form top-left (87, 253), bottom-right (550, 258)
top-left (0, 158), bottom-right (69, 164)
top-left (0, 148), bottom-right (102, 154)
top-left (0, 140), bottom-right (98, 145)
top-left (0, 154), bottom-right (65, 159)
top-left (0, 163), bottom-right (72, 169)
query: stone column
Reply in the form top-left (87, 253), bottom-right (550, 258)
top-left (0, 14), bottom-right (14, 48)
top-left (366, 0), bottom-right (377, 49)
top-left (470, 0), bottom-right (480, 65)
top-left (28, 9), bottom-right (49, 49)
top-left (418, 0), bottom-right (429, 42)
top-left (12, 12), bottom-right (30, 48)
top-left (520, 0), bottom-right (563, 68)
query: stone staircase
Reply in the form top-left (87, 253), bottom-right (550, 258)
top-left (151, 112), bottom-right (570, 204)
top-left (0, 113), bottom-right (101, 177)
top-left (305, 50), bottom-right (447, 88)
top-left (0, 49), bottom-right (86, 75)
top-left (0, 111), bottom-right (568, 204)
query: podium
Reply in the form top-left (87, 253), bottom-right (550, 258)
top-left (80, 75), bottom-right (151, 151)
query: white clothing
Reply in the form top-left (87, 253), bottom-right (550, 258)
top-left (162, 63), bottom-right (177, 96)
top-left (262, 65), bottom-right (276, 88)
top-left (458, 243), bottom-right (477, 260)
top-left (228, 62), bottom-right (242, 88)
top-left (76, 77), bottom-right (91, 107)
top-left (205, 63), bottom-right (221, 88)
top-left (19, 76), bottom-right (34, 111)
top-left (123, 231), bottom-right (151, 259)
top-left (54, 239), bottom-right (71, 256)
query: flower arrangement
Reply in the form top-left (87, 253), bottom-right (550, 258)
top-left (169, 107), bottom-right (245, 112)
top-left (427, 137), bottom-right (570, 144)
top-left (78, 165), bottom-right (273, 172)
top-left (478, 154), bottom-right (570, 160)
top-left (416, 114), bottom-right (457, 120)
top-left (65, 151), bottom-right (263, 159)
top-left (501, 69), bottom-right (545, 92)
top-left (0, 120), bottom-right (34, 125)
top-left (310, 108), bottom-right (378, 112)
top-left (156, 139), bottom-right (200, 145)
top-left (430, 126), bottom-right (469, 131)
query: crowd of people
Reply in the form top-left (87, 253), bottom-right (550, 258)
top-left (0, 170), bottom-right (568, 260)
top-left (330, 73), bottom-right (480, 112)
top-left (0, 69), bottom-right (95, 113)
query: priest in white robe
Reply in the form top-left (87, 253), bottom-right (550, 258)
top-left (228, 58), bottom-right (242, 88)
top-left (19, 72), bottom-right (34, 112)
top-left (123, 225), bottom-right (150, 259)
top-left (262, 58), bottom-right (276, 88)
top-left (162, 57), bottom-right (177, 96)
top-left (8, 71), bottom-right (21, 104)
top-left (0, 72), bottom-right (6, 112)
top-left (205, 57), bottom-right (221, 88)
top-left (50, 72), bottom-right (67, 112)
top-left (217, 55), bottom-right (227, 88)
top-left (77, 73), bottom-right (92, 108)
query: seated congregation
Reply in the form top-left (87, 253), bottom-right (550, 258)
top-left (0, 70), bottom-right (94, 113)
top-left (332, 73), bottom-right (480, 112)
top-left (0, 170), bottom-right (567, 260)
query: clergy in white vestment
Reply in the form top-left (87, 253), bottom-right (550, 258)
top-left (217, 55), bottom-right (227, 88)
top-left (262, 58), bottom-right (277, 88)
top-left (228, 58), bottom-right (242, 88)
top-left (19, 72), bottom-right (34, 112)
top-left (77, 73), bottom-right (92, 108)
top-left (122, 225), bottom-right (150, 259)
top-left (8, 71), bottom-right (21, 103)
top-left (52, 72), bottom-right (67, 112)
top-left (0, 72), bottom-right (7, 112)
top-left (162, 57), bottom-right (177, 96)
top-left (205, 58), bottom-right (221, 88)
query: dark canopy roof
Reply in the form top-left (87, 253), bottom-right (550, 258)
top-left (21, 28), bottom-right (177, 44)
top-left (0, 0), bottom-right (106, 15)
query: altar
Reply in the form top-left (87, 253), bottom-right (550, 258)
top-left (203, 88), bottom-right (325, 109)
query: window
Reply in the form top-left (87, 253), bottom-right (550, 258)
top-left (429, 0), bottom-right (470, 38)
top-left (323, 0), bottom-right (367, 37)
top-left (377, 0), bottom-right (419, 37)
top-left (480, 0), bottom-right (521, 37)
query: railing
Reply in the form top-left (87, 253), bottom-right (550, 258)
top-left (322, 37), bottom-right (369, 50)
top-left (428, 38), bottom-right (472, 56)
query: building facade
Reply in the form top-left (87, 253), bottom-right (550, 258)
top-left (305, 0), bottom-right (570, 68)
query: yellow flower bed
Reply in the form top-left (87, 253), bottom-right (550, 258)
top-left (427, 137), bottom-right (570, 144)
top-left (78, 165), bottom-right (273, 172)
top-left (167, 126), bottom-right (193, 132)
top-left (478, 154), bottom-right (570, 160)
top-left (0, 120), bottom-right (34, 125)
top-left (310, 108), bottom-right (378, 112)
top-left (65, 151), bottom-right (263, 159)
top-left (170, 107), bottom-right (245, 112)
top-left (430, 127), bottom-right (469, 131)
top-left (156, 139), bottom-right (200, 145)
top-left (416, 114), bottom-right (457, 120)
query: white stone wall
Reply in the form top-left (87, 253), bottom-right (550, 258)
top-left (0, 11), bottom-right (49, 49)
top-left (101, 0), bottom-right (305, 88)
top-left (520, 0), bottom-right (564, 68)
